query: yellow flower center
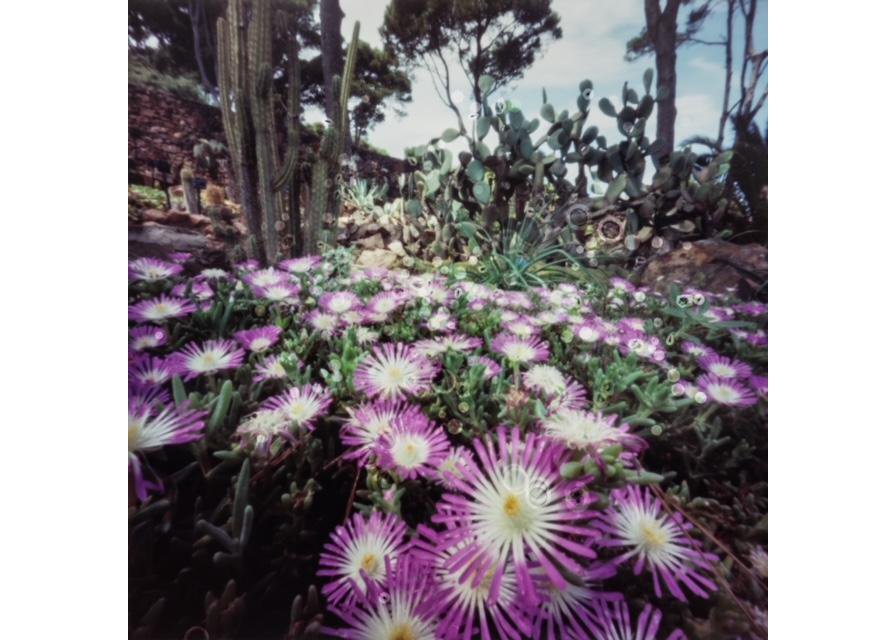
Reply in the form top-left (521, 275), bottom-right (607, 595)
top-left (200, 353), bottom-right (218, 368)
top-left (503, 494), bottom-right (522, 518)
top-left (640, 521), bottom-right (669, 550)
top-left (386, 365), bottom-right (405, 385)
top-left (360, 553), bottom-right (379, 575)
top-left (128, 422), bottom-right (141, 452)
top-left (389, 624), bottom-right (416, 640)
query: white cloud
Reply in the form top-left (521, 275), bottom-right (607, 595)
top-left (688, 56), bottom-right (724, 75)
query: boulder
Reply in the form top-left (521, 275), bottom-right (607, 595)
top-left (129, 224), bottom-right (231, 269)
top-left (639, 239), bottom-right (767, 299)
top-left (356, 234), bottom-right (385, 250)
top-left (356, 248), bottom-right (399, 269)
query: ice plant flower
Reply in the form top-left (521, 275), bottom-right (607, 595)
top-left (255, 282), bottom-right (300, 303)
top-left (128, 294), bottom-right (197, 323)
top-left (234, 325), bottom-right (282, 353)
top-left (523, 365), bottom-right (587, 411)
top-left (261, 384), bottom-right (333, 431)
top-left (595, 485), bottom-right (718, 601)
top-left (128, 257), bottom-right (183, 282)
top-left (234, 409), bottom-right (292, 457)
top-left (431, 427), bottom-right (601, 606)
top-left (413, 335), bottom-right (483, 358)
top-left (698, 354), bottom-right (752, 379)
top-left (319, 511), bottom-right (409, 608)
top-left (354, 343), bottom-right (439, 400)
top-left (128, 392), bottom-right (206, 501)
top-left (366, 291), bottom-right (406, 315)
top-left (541, 409), bottom-right (643, 460)
top-left (490, 332), bottom-right (550, 366)
top-left (128, 356), bottom-right (174, 388)
top-left (171, 339), bottom-right (245, 379)
top-left (129, 326), bottom-right (168, 351)
top-left (342, 400), bottom-right (426, 465)
top-left (325, 556), bottom-right (441, 640)
top-left (200, 267), bottom-right (230, 280)
top-left (468, 355), bottom-right (501, 381)
top-left (596, 600), bottom-right (687, 640)
top-left (414, 526), bottom-right (530, 640)
top-left (374, 414), bottom-right (450, 481)
top-left (320, 291), bottom-right (362, 314)
top-left (696, 374), bottom-right (758, 407)
top-left (306, 310), bottom-right (340, 337)
top-left (681, 341), bottom-right (716, 359)
top-left (434, 446), bottom-right (476, 490)
top-left (280, 255), bottom-right (321, 276)
top-left (253, 354), bottom-right (288, 383)
top-left (530, 564), bottom-right (619, 640)
top-left (750, 375), bottom-right (768, 398)
top-left (424, 308), bottom-right (456, 333)
top-left (244, 267), bottom-right (290, 289)
top-left (573, 322), bottom-right (603, 344)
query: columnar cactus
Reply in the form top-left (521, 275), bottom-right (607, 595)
top-left (216, 0), bottom-right (305, 263)
top-left (307, 21), bottom-right (360, 253)
top-left (180, 166), bottom-right (200, 215)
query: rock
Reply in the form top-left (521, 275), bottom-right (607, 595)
top-left (356, 234), bottom-right (385, 250)
top-left (129, 224), bottom-right (231, 269)
top-left (356, 222), bottom-right (383, 238)
top-left (639, 239), bottom-right (767, 299)
top-left (142, 209), bottom-right (169, 224)
top-left (387, 240), bottom-right (406, 257)
top-left (356, 248), bottom-right (399, 269)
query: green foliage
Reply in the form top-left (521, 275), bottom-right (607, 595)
top-left (128, 52), bottom-right (205, 102)
top-left (404, 72), bottom-right (737, 266)
top-left (129, 185), bottom-right (167, 210)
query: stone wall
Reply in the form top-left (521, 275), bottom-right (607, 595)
top-left (128, 82), bottom-right (410, 194)
top-left (128, 83), bottom-right (228, 190)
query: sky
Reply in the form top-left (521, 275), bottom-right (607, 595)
top-left (327, 0), bottom-right (768, 159)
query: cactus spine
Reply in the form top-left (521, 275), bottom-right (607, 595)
top-left (307, 21), bottom-right (360, 253)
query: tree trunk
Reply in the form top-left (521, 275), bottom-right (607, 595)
top-left (188, 0), bottom-right (215, 94)
top-left (644, 0), bottom-right (681, 161)
top-left (717, 0), bottom-right (735, 148)
top-left (320, 0), bottom-right (344, 121)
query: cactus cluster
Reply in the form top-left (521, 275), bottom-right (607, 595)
top-left (216, 0), bottom-right (360, 265)
top-left (404, 71), bottom-right (735, 265)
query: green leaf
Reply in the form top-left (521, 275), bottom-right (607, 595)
top-left (582, 126), bottom-right (598, 145)
top-left (406, 199), bottom-right (423, 216)
top-left (472, 181), bottom-right (491, 204)
top-left (475, 116), bottom-right (490, 140)
top-left (232, 459), bottom-right (251, 536)
top-left (209, 380), bottom-right (233, 431)
top-left (478, 74), bottom-right (495, 95)
top-left (465, 159), bottom-right (485, 182)
top-left (605, 174), bottom-right (628, 203)
top-left (643, 68), bottom-right (654, 94)
top-left (508, 109), bottom-right (524, 130)
top-left (598, 98), bottom-right (616, 117)
top-left (540, 102), bottom-right (555, 123)
top-left (172, 376), bottom-right (187, 406)
top-left (441, 128), bottom-right (460, 143)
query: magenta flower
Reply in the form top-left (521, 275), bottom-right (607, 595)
top-left (681, 341), bottom-right (716, 359)
top-left (573, 321), bottom-right (604, 344)
top-left (319, 511), bottom-right (409, 608)
top-left (128, 294), bottom-right (197, 323)
top-left (234, 409), bottom-right (293, 457)
top-left (261, 384), bottom-right (332, 431)
top-left (374, 413), bottom-right (450, 481)
top-left (128, 391), bottom-right (206, 501)
top-left (523, 365), bottom-right (588, 411)
top-left (354, 343), bottom-right (439, 400)
top-left (697, 374), bottom-right (758, 407)
top-left (342, 400), bottom-right (427, 465)
top-left (620, 333), bottom-right (666, 362)
top-left (468, 355), bottom-right (501, 381)
top-left (172, 279), bottom-right (215, 301)
top-left (698, 354), bottom-right (752, 379)
top-left (431, 427), bottom-right (601, 606)
top-left (530, 563), bottom-right (619, 640)
top-left (129, 326), bottom-right (168, 351)
top-left (490, 332), bottom-right (550, 365)
top-left (128, 356), bottom-right (174, 388)
top-left (253, 354), bottom-right (289, 383)
top-left (750, 375), bottom-right (768, 398)
top-left (168, 251), bottom-right (192, 264)
top-left (596, 599), bottom-right (687, 640)
top-left (306, 309), bottom-right (341, 337)
top-left (320, 291), bottom-right (362, 314)
top-left (233, 325), bottom-right (283, 353)
top-left (595, 485), bottom-right (718, 601)
top-left (541, 409), bottom-right (644, 461)
top-left (325, 556), bottom-right (442, 640)
top-left (244, 267), bottom-right (290, 289)
top-left (413, 526), bottom-right (531, 640)
top-left (412, 334), bottom-right (483, 358)
top-left (254, 282), bottom-right (300, 303)
top-left (424, 308), bottom-right (456, 333)
top-left (128, 257), bottom-right (183, 282)
top-left (171, 339), bottom-right (245, 379)
top-left (366, 291), bottom-right (407, 315)
top-left (279, 255), bottom-right (321, 275)
top-left (434, 446), bottom-right (476, 490)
